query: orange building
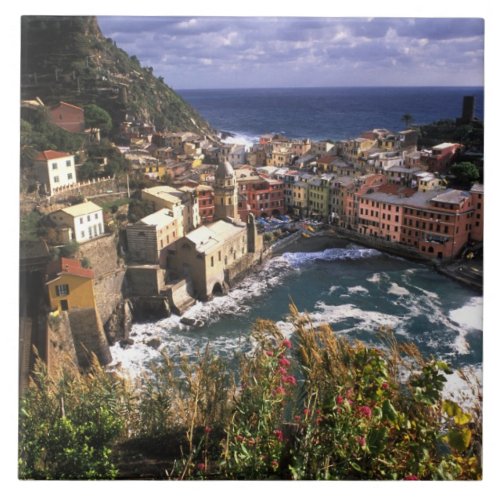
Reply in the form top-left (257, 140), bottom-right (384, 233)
top-left (237, 176), bottom-right (285, 218)
top-left (470, 183), bottom-right (484, 243)
top-left (48, 101), bottom-right (85, 133)
top-left (196, 184), bottom-right (215, 224)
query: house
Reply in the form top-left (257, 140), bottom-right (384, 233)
top-left (48, 201), bottom-right (105, 243)
top-left (126, 209), bottom-right (179, 266)
top-left (48, 101), bottom-right (85, 133)
top-left (166, 218), bottom-right (262, 300)
top-left (34, 150), bottom-right (77, 195)
top-left (470, 183), bottom-right (484, 243)
top-left (307, 177), bottom-right (331, 219)
top-left (46, 257), bottom-right (96, 312)
top-left (237, 176), bottom-right (285, 218)
top-left (420, 143), bottom-right (462, 173)
top-left (195, 184), bottom-right (215, 224)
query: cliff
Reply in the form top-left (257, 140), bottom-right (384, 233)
top-left (21, 16), bottom-right (215, 137)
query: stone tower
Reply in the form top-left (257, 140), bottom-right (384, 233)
top-left (214, 160), bottom-right (239, 220)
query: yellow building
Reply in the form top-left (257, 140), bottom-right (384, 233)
top-left (291, 180), bottom-right (309, 216)
top-left (307, 177), bottom-right (331, 219)
top-left (46, 258), bottom-right (96, 312)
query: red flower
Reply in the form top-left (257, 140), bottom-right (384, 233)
top-left (346, 388), bottom-right (354, 399)
top-left (403, 475), bottom-right (419, 480)
top-left (303, 408), bottom-right (311, 417)
top-left (294, 415), bottom-right (302, 423)
top-left (197, 463), bottom-right (206, 472)
top-left (274, 386), bottom-right (286, 395)
top-left (336, 395), bottom-right (344, 405)
top-left (236, 434), bottom-right (245, 442)
top-left (273, 429), bottom-right (284, 442)
top-left (265, 350), bottom-right (274, 357)
top-left (281, 339), bottom-right (292, 349)
top-left (278, 366), bottom-right (288, 375)
top-left (271, 460), bottom-right (279, 469)
top-left (204, 425), bottom-right (212, 434)
top-left (357, 436), bottom-right (367, 447)
top-left (381, 382), bottom-right (389, 390)
top-left (358, 406), bottom-right (372, 419)
top-left (279, 357), bottom-right (291, 367)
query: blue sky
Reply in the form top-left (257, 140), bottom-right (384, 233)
top-left (97, 16), bottom-right (484, 89)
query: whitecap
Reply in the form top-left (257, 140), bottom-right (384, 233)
top-left (347, 285), bottom-right (369, 294)
top-left (388, 283), bottom-right (411, 296)
top-left (366, 273), bottom-right (381, 283)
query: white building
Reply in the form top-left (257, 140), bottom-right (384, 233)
top-left (34, 150), bottom-right (77, 195)
top-left (49, 201), bottom-right (105, 243)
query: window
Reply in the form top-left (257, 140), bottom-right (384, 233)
top-left (95, 213), bottom-right (99, 219)
top-left (81, 231), bottom-right (85, 238)
top-left (55, 284), bottom-right (69, 296)
top-left (66, 160), bottom-right (71, 167)
top-left (211, 256), bottom-right (214, 267)
top-left (87, 215), bottom-right (91, 222)
top-left (52, 163), bottom-right (58, 170)
top-left (53, 176), bottom-right (60, 183)
top-left (67, 173), bottom-right (73, 180)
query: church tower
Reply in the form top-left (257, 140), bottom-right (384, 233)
top-left (214, 160), bottom-right (239, 220)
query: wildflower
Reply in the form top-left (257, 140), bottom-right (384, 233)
top-left (265, 350), bottom-right (274, 357)
top-left (357, 436), bottom-right (367, 447)
top-left (336, 395), bottom-right (344, 405)
top-left (358, 406), bottom-right (372, 419)
top-left (278, 366), bottom-right (288, 375)
top-left (381, 381), bottom-right (389, 390)
top-left (303, 408), bottom-right (311, 417)
top-left (271, 460), bottom-right (279, 470)
top-left (247, 437), bottom-right (256, 447)
top-left (403, 475), bottom-right (419, 480)
top-left (273, 429), bottom-right (284, 442)
top-left (279, 357), bottom-right (291, 368)
top-left (294, 415), bottom-right (302, 423)
top-left (315, 417), bottom-right (322, 425)
top-left (204, 425), bottom-right (212, 434)
top-left (282, 374), bottom-right (297, 385)
top-left (197, 463), bottom-right (206, 472)
top-left (346, 388), bottom-right (354, 399)
top-left (235, 434), bottom-right (245, 442)
top-left (274, 386), bottom-right (286, 396)
top-left (281, 338), bottom-right (292, 349)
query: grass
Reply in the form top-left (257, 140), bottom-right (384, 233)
top-left (20, 211), bottom-right (43, 241)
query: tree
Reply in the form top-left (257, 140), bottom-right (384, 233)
top-left (401, 113), bottom-right (413, 128)
top-left (84, 104), bottom-right (112, 134)
top-left (449, 162), bottom-right (480, 188)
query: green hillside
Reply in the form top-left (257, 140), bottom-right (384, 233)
top-left (21, 16), bottom-right (214, 137)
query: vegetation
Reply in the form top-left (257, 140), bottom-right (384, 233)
top-left (401, 113), bottom-right (413, 128)
top-left (127, 198), bottom-right (156, 223)
top-left (19, 307), bottom-right (482, 480)
top-left (417, 119), bottom-right (483, 152)
top-left (84, 104), bottom-right (112, 134)
top-left (448, 162), bottom-right (481, 189)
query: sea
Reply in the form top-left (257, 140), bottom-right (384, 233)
top-left (177, 86), bottom-right (484, 144)
top-left (111, 87), bottom-right (483, 398)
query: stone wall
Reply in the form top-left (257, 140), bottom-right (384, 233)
top-left (47, 312), bottom-right (79, 375)
top-left (68, 308), bottom-right (112, 368)
top-left (78, 233), bottom-right (122, 278)
top-left (94, 268), bottom-right (127, 325)
top-left (165, 279), bottom-right (196, 315)
top-left (126, 266), bottom-right (166, 296)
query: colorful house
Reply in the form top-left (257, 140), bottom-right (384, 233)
top-left (48, 101), bottom-right (85, 133)
top-left (46, 258), bottom-right (96, 312)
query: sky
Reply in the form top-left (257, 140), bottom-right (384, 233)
top-left (97, 16), bottom-right (484, 90)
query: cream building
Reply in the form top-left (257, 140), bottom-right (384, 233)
top-left (214, 161), bottom-right (239, 221)
top-left (126, 209), bottom-right (179, 266)
top-left (48, 201), bottom-right (104, 243)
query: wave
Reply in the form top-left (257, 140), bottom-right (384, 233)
top-left (221, 131), bottom-right (260, 147)
top-left (282, 247), bottom-right (381, 268)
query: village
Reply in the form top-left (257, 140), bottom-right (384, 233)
top-left (19, 95), bottom-right (484, 391)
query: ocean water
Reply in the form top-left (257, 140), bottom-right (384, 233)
top-left (111, 244), bottom-right (482, 396)
top-left (178, 86), bottom-right (484, 143)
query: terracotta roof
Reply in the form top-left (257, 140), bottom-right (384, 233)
top-left (47, 257), bottom-right (94, 281)
top-left (35, 150), bottom-right (72, 161)
top-left (51, 101), bottom-right (84, 111)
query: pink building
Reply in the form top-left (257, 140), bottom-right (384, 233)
top-left (420, 143), bottom-right (462, 173)
top-left (358, 184), bottom-right (416, 241)
top-left (237, 176), bottom-right (285, 218)
top-left (469, 183), bottom-right (484, 243)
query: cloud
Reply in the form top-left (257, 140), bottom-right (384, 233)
top-left (97, 16), bottom-right (484, 88)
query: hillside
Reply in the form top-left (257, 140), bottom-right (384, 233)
top-left (21, 16), bottom-right (215, 138)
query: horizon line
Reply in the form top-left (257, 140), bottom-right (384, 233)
top-left (175, 84), bottom-right (484, 92)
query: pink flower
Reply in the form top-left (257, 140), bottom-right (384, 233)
top-left (357, 406), bottom-right (372, 419)
top-left (403, 475), bottom-right (419, 480)
top-left (282, 374), bottom-right (297, 385)
top-left (336, 395), bottom-right (344, 405)
top-left (281, 339), bottom-right (292, 349)
top-left (346, 388), bottom-right (354, 399)
top-left (271, 460), bottom-right (279, 469)
top-left (294, 415), bottom-right (302, 423)
top-left (278, 366), bottom-right (288, 375)
top-left (274, 386), bottom-right (286, 395)
top-left (204, 425), bottom-right (212, 434)
top-left (273, 429), bottom-right (284, 442)
top-left (265, 350), bottom-right (274, 357)
top-left (197, 463), bottom-right (206, 472)
top-left (357, 436), bottom-right (366, 447)
top-left (303, 408), bottom-right (311, 417)
top-left (236, 434), bottom-right (245, 442)
top-left (381, 382), bottom-right (389, 390)
top-left (279, 357), bottom-right (291, 367)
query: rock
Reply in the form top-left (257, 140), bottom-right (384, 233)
top-left (146, 338), bottom-right (161, 349)
top-left (180, 317), bottom-right (196, 326)
top-left (119, 338), bottom-right (134, 348)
